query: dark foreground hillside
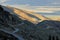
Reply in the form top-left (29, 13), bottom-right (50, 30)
top-left (0, 5), bottom-right (60, 40)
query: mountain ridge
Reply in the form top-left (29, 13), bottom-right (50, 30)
top-left (0, 5), bottom-right (60, 40)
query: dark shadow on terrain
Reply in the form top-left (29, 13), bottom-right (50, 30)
top-left (48, 35), bottom-right (59, 40)
top-left (0, 30), bottom-right (18, 40)
top-left (0, 5), bottom-right (24, 40)
top-left (37, 20), bottom-right (60, 28)
top-left (0, 5), bottom-right (60, 40)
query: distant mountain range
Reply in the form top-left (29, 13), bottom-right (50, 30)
top-left (0, 5), bottom-right (60, 40)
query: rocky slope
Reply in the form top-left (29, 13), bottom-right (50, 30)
top-left (0, 5), bottom-right (60, 40)
top-left (6, 6), bottom-right (49, 24)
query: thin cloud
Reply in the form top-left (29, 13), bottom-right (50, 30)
top-left (0, 0), bottom-right (9, 4)
top-left (52, 2), bottom-right (60, 5)
top-left (9, 4), bottom-right (60, 13)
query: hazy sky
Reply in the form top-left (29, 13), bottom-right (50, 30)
top-left (0, 0), bottom-right (60, 16)
top-left (1, 0), bottom-right (60, 6)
